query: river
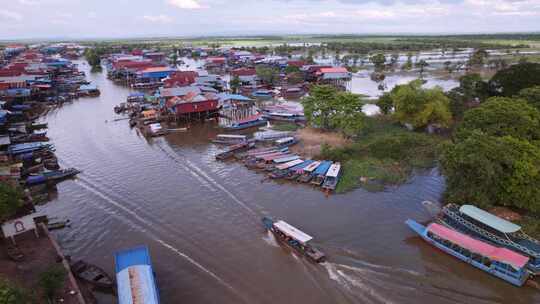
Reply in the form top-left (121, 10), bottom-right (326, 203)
top-left (37, 61), bottom-right (539, 303)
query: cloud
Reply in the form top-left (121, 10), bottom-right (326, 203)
top-left (18, 0), bottom-right (39, 5)
top-left (167, 0), bottom-right (205, 9)
top-left (0, 9), bottom-right (22, 21)
top-left (142, 14), bottom-right (174, 23)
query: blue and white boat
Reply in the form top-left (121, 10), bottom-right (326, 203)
top-left (310, 161), bottom-right (333, 186)
top-left (322, 162), bottom-right (341, 192)
top-left (439, 204), bottom-right (540, 274)
top-left (285, 159), bottom-right (314, 180)
top-left (225, 114), bottom-right (267, 130)
top-left (252, 90), bottom-right (273, 100)
top-left (115, 246), bottom-right (160, 304)
top-left (406, 219), bottom-right (530, 287)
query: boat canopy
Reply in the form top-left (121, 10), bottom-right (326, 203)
top-left (115, 246), bottom-right (159, 304)
top-left (427, 223), bottom-right (529, 269)
top-left (273, 155), bottom-right (300, 164)
top-left (261, 153), bottom-right (289, 161)
top-left (313, 161), bottom-right (332, 175)
top-left (303, 161), bottom-right (321, 173)
top-left (276, 159), bottom-right (304, 170)
top-left (274, 220), bottom-right (313, 244)
top-left (326, 162), bottom-right (341, 178)
top-left (275, 137), bottom-right (295, 145)
top-left (460, 205), bottom-right (521, 234)
top-left (289, 160), bottom-right (314, 172)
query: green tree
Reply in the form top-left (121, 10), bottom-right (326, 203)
top-left (468, 48), bottom-right (489, 69)
top-left (415, 59), bottom-right (429, 78)
top-left (489, 62), bottom-right (540, 96)
top-left (284, 65), bottom-right (300, 74)
top-left (458, 73), bottom-right (489, 101)
top-left (39, 265), bottom-right (66, 302)
top-left (440, 132), bottom-right (540, 212)
top-left (0, 279), bottom-right (28, 304)
top-left (391, 80), bottom-right (452, 129)
top-left (376, 92), bottom-right (393, 115)
top-left (255, 66), bottom-right (279, 85)
top-left (301, 85), bottom-right (365, 136)
top-left (518, 86), bottom-right (540, 111)
top-left (456, 97), bottom-right (540, 141)
top-left (370, 53), bottom-right (386, 72)
top-left (401, 53), bottom-right (413, 71)
top-left (229, 76), bottom-right (241, 94)
top-left (443, 60), bottom-right (453, 74)
top-left (0, 183), bottom-right (24, 222)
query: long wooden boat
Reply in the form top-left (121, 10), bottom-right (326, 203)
top-left (285, 160), bottom-right (314, 180)
top-left (71, 260), bottom-right (115, 290)
top-left (406, 219), bottom-right (530, 287)
top-left (297, 161), bottom-right (321, 183)
top-left (262, 217), bottom-right (325, 263)
top-left (115, 246), bottom-right (160, 304)
top-left (268, 159), bottom-right (304, 179)
top-left (25, 168), bottom-right (81, 186)
top-left (212, 134), bottom-right (248, 145)
top-left (322, 162), bottom-right (341, 192)
top-left (224, 114), bottom-right (267, 130)
top-left (216, 142), bottom-right (254, 160)
top-left (275, 136), bottom-right (298, 148)
top-left (438, 204), bottom-right (540, 274)
top-left (310, 161), bottom-right (333, 186)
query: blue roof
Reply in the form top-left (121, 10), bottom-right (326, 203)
top-left (460, 205), bottom-right (521, 234)
top-left (289, 159), bottom-right (314, 171)
top-left (314, 161), bottom-right (332, 175)
top-left (79, 84), bottom-right (97, 91)
top-left (217, 93), bottom-right (252, 102)
top-left (129, 92), bottom-right (145, 98)
top-left (115, 245), bottom-right (152, 273)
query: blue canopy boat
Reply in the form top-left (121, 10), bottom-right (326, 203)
top-left (285, 160), bottom-right (314, 180)
top-left (224, 114), bottom-right (267, 130)
top-left (8, 142), bottom-right (53, 155)
top-left (262, 217), bottom-right (325, 263)
top-left (439, 204), bottom-right (540, 274)
top-left (322, 162), bottom-right (341, 192)
top-left (26, 168), bottom-right (81, 186)
top-left (406, 219), bottom-right (530, 287)
top-left (310, 161), bottom-right (333, 186)
top-left (298, 161), bottom-right (321, 183)
top-left (115, 246), bottom-right (160, 304)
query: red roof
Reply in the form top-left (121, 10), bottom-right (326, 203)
top-left (231, 68), bottom-right (256, 77)
top-left (427, 223), bottom-right (529, 269)
top-left (206, 57), bottom-right (226, 64)
top-left (319, 67), bottom-right (348, 74)
top-left (287, 60), bottom-right (306, 68)
top-left (164, 71), bottom-right (197, 87)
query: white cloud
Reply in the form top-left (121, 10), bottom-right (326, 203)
top-left (0, 9), bottom-right (22, 21)
top-left (143, 14), bottom-right (174, 23)
top-left (167, 0), bottom-right (205, 9)
top-left (18, 0), bottom-right (39, 5)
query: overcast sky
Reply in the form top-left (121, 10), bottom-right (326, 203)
top-left (1, 0), bottom-right (539, 39)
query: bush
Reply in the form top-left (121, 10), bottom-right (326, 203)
top-left (0, 183), bottom-right (24, 222)
top-left (0, 279), bottom-right (28, 304)
top-left (39, 265), bottom-right (66, 301)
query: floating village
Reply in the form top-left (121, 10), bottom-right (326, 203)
top-left (1, 37), bottom-right (540, 304)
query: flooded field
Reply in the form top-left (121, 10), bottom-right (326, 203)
top-left (37, 61), bottom-right (539, 303)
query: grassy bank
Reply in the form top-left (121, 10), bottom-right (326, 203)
top-left (318, 117), bottom-right (446, 193)
top-left (271, 122), bottom-right (301, 132)
top-left (520, 216), bottom-right (540, 239)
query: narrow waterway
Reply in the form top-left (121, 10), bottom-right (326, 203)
top-left (38, 61), bottom-right (539, 303)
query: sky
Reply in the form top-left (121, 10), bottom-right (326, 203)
top-left (0, 0), bottom-right (539, 39)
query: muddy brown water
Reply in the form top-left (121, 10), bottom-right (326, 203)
top-left (37, 61), bottom-right (539, 303)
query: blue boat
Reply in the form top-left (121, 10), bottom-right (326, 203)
top-left (310, 161), bottom-right (333, 186)
top-left (8, 142), bottom-right (53, 155)
top-left (406, 219), bottom-right (530, 287)
top-left (285, 160), bottom-right (314, 180)
top-left (225, 115), bottom-right (268, 130)
top-left (252, 90), bottom-right (273, 100)
top-left (439, 204), bottom-right (540, 274)
top-left (26, 168), bottom-right (81, 186)
top-left (115, 246), bottom-right (160, 304)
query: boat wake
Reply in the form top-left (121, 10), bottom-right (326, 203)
top-left (154, 142), bottom-right (258, 217)
top-left (262, 230), bottom-right (280, 248)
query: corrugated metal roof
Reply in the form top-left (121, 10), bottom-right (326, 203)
top-left (460, 205), bottom-right (521, 234)
top-left (274, 220), bottom-right (313, 244)
top-left (326, 162), bottom-right (341, 178)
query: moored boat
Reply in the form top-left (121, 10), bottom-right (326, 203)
top-left (216, 142), bottom-right (254, 160)
top-left (310, 161), bottom-right (332, 186)
top-left (268, 159), bottom-right (304, 179)
top-left (406, 219), bottom-right (530, 287)
top-left (25, 168), bottom-right (81, 186)
top-left (224, 114), bottom-right (267, 130)
top-left (275, 136), bottom-right (298, 148)
top-left (438, 204), bottom-right (540, 274)
top-left (297, 161), bottom-right (321, 183)
top-left (285, 159), bottom-right (314, 180)
top-left (71, 260), bottom-right (115, 290)
top-left (115, 246), bottom-right (160, 304)
top-left (262, 217), bottom-right (325, 263)
top-left (322, 162), bottom-right (341, 192)
top-left (212, 134), bottom-right (248, 145)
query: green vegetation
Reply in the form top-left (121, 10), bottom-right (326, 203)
top-left (271, 123), bottom-right (300, 132)
top-left (318, 117), bottom-right (444, 193)
top-left (0, 279), bottom-right (28, 304)
top-left (39, 265), bottom-right (66, 302)
top-left (255, 66), bottom-right (280, 85)
top-left (488, 62), bottom-right (540, 96)
top-left (0, 183), bottom-right (24, 222)
top-left (83, 47), bottom-right (107, 72)
top-left (301, 85), bottom-right (365, 138)
top-left (229, 75), bottom-right (241, 94)
top-left (385, 79), bottom-right (452, 130)
top-left (518, 85), bottom-right (540, 111)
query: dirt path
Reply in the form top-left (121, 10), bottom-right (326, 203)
top-left (291, 127), bottom-right (349, 158)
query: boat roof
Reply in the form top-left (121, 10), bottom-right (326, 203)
top-left (262, 153), bottom-right (290, 161)
top-left (460, 205), bottom-right (521, 234)
top-left (303, 161), bottom-right (321, 173)
top-left (275, 137), bottom-right (295, 144)
top-left (115, 246), bottom-right (152, 273)
top-left (314, 161), bottom-right (332, 175)
top-left (273, 155), bottom-right (300, 163)
top-left (427, 223), bottom-right (529, 269)
top-left (276, 159), bottom-right (304, 170)
top-left (290, 159), bottom-right (314, 171)
top-left (274, 220), bottom-right (313, 244)
top-left (326, 162), bottom-right (341, 178)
